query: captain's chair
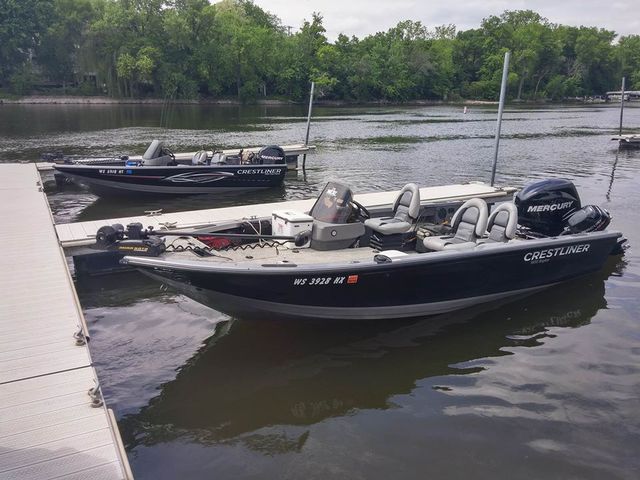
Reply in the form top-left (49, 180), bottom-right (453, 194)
top-left (481, 203), bottom-right (518, 244)
top-left (423, 198), bottom-right (488, 251)
top-left (365, 183), bottom-right (421, 235)
top-left (309, 182), bottom-right (365, 251)
top-left (141, 140), bottom-right (174, 166)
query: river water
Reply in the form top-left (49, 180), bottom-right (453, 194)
top-left (1, 103), bottom-right (639, 479)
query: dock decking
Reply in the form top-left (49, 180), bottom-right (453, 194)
top-left (56, 183), bottom-right (517, 248)
top-left (0, 164), bottom-right (132, 479)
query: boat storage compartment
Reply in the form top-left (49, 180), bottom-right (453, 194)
top-left (272, 211), bottom-right (313, 248)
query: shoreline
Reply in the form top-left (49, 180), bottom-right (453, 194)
top-left (0, 95), bottom-right (499, 106)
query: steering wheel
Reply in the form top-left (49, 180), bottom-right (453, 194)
top-left (350, 199), bottom-right (371, 222)
top-left (164, 147), bottom-right (175, 160)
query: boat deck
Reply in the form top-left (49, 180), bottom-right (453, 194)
top-left (169, 239), bottom-right (386, 266)
top-left (56, 183), bottom-right (516, 248)
top-left (0, 164), bottom-right (132, 479)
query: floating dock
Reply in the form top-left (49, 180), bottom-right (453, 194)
top-left (56, 182), bottom-right (517, 249)
top-left (0, 164), bottom-right (132, 479)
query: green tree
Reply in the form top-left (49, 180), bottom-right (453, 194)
top-left (37, 0), bottom-right (98, 92)
top-left (617, 35), bottom-right (640, 89)
top-left (0, 0), bottom-right (54, 89)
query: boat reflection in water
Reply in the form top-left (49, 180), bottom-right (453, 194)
top-left (118, 256), bottom-right (624, 454)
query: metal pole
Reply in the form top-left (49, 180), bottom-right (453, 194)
top-left (619, 76), bottom-right (626, 137)
top-left (302, 81), bottom-right (315, 172)
top-left (491, 51), bottom-right (510, 187)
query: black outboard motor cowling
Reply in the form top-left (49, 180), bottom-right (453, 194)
top-left (255, 145), bottom-right (286, 164)
top-left (515, 179), bottom-right (581, 236)
top-left (563, 205), bottom-right (611, 234)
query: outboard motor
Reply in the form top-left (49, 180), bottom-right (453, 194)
top-left (515, 179), bottom-right (581, 236)
top-left (255, 145), bottom-right (286, 165)
top-left (563, 205), bottom-right (611, 234)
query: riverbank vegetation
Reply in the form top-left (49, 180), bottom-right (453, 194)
top-left (1, 0), bottom-right (639, 103)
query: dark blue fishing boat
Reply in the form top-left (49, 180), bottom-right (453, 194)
top-left (53, 141), bottom-right (288, 195)
top-left (117, 179), bottom-right (626, 320)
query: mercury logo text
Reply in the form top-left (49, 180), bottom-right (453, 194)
top-left (527, 201), bottom-right (574, 213)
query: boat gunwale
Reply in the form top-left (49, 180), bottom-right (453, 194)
top-left (122, 230), bottom-right (622, 275)
top-left (53, 162), bottom-right (289, 171)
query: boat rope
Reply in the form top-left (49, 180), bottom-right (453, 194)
top-left (164, 237), bottom-right (287, 257)
top-left (73, 325), bottom-right (88, 346)
top-left (88, 382), bottom-right (104, 408)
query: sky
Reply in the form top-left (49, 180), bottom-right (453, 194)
top-left (251, 0), bottom-right (639, 40)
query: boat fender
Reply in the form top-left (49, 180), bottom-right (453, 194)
top-left (374, 254), bottom-right (392, 264)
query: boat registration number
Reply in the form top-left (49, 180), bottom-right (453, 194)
top-left (293, 275), bottom-right (358, 286)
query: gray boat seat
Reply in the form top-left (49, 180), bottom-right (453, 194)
top-left (192, 150), bottom-right (209, 165)
top-left (423, 198), bottom-right (488, 251)
top-left (483, 202), bottom-right (518, 243)
top-left (141, 139), bottom-right (174, 166)
top-left (364, 183), bottom-right (420, 235)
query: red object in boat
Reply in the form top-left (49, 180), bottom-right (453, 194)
top-left (198, 236), bottom-right (232, 249)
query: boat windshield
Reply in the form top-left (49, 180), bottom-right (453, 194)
top-left (310, 182), bottom-right (355, 224)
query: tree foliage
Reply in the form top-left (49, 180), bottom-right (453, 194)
top-left (1, 1), bottom-right (637, 101)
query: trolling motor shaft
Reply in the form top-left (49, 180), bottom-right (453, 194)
top-left (95, 221), bottom-right (311, 256)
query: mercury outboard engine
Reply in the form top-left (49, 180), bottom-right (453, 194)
top-left (254, 145), bottom-right (286, 164)
top-left (563, 205), bottom-right (611, 234)
top-left (515, 179), bottom-right (612, 236)
top-left (515, 179), bottom-right (581, 236)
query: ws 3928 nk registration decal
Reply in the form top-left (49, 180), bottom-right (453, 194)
top-left (293, 275), bottom-right (359, 286)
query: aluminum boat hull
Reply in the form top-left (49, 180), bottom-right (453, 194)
top-left (54, 163), bottom-right (287, 195)
top-left (124, 231), bottom-right (622, 320)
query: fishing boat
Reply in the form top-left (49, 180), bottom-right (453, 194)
top-left (611, 134), bottom-right (640, 149)
top-left (113, 178), bottom-right (626, 320)
top-left (53, 140), bottom-right (292, 195)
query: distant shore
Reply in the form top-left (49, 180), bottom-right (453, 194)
top-left (0, 95), bottom-right (499, 106)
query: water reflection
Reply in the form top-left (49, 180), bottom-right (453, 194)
top-left (119, 257), bottom-right (623, 454)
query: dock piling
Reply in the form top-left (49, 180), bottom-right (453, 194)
top-left (491, 51), bottom-right (510, 187)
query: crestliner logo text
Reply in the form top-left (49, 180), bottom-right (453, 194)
top-left (237, 168), bottom-right (282, 175)
top-left (527, 201), bottom-right (574, 213)
top-left (524, 243), bottom-right (590, 263)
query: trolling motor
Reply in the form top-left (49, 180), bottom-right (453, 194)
top-left (95, 223), bottom-right (166, 256)
top-left (94, 221), bottom-right (311, 257)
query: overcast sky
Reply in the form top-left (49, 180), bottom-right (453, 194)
top-left (252, 0), bottom-right (639, 40)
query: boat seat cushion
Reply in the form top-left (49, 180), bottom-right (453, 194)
top-left (364, 216), bottom-right (411, 234)
top-left (422, 235), bottom-right (476, 251)
top-left (422, 198), bottom-right (488, 251)
top-left (484, 202), bottom-right (518, 243)
top-left (365, 183), bottom-right (420, 235)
